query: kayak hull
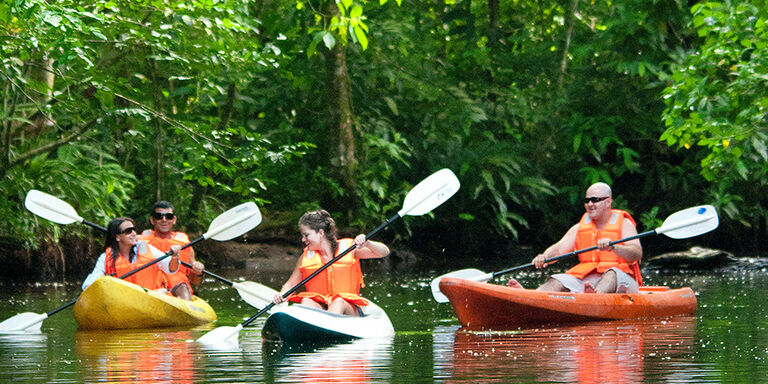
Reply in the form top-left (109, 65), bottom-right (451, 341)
top-left (439, 277), bottom-right (697, 329)
top-left (262, 301), bottom-right (394, 345)
top-left (73, 276), bottom-right (217, 330)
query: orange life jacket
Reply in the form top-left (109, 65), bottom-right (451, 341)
top-left (288, 238), bottom-right (368, 306)
top-left (140, 230), bottom-right (194, 292)
top-left (566, 209), bottom-right (643, 286)
top-left (103, 241), bottom-right (166, 290)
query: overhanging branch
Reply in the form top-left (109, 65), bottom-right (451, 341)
top-left (0, 118), bottom-right (97, 176)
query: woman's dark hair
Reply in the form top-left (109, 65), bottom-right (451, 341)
top-left (106, 217), bottom-right (136, 269)
top-left (299, 210), bottom-right (338, 253)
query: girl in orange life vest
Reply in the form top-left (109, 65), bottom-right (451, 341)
top-left (272, 210), bottom-right (390, 316)
top-left (81, 217), bottom-right (181, 293)
top-left (140, 200), bottom-right (205, 301)
top-left (507, 182), bottom-right (643, 293)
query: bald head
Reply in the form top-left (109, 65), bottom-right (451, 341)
top-left (586, 182), bottom-right (612, 198)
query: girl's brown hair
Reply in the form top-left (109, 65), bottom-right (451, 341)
top-left (299, 210), bottom-right (338, 253)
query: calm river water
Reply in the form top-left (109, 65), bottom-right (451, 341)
top-left (1, 256), bottom-right (767, 383)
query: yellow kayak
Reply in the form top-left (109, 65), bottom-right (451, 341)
top-left (73, 276), bottom-right (216, 330)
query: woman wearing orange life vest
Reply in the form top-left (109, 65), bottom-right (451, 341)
top-left (508, 182), bottom-right (643, 293)
top-left (81, 217), bottom-right (181, 292)
top-left (272, 210), bottom-right (390, 316)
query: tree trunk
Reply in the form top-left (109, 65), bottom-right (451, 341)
top-left (1, 81), bottom-right (16, 169)
top-left (150, 59), bottom-right (165, 201)
top-left (24, 57), bottom-right (55, 138)
top-left (558, 0), bottom-right (579, 95)
top-left (1, 56), bottom-right (55, 171)
top-left (114, 95), bottom-right (133, 169)
top-left (487, 0), bottom-right (500, 51)
top-left (217, 83), bottom-right (236, 131)
top-left (322, 1), bottom-right (357, 196)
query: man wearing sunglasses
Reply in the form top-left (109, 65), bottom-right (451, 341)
top-left (140, 201), bottom-right (205, 301)
top-left (508, 182), bottom-right (643, 293)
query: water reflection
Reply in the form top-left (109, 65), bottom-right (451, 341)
top-left (0, 332), bottom-right (48, 377)
top-left (4, 268), bottom-right (768, 382)
top-left (262, 337), bottom-right (394, 383)
top-left (75, 329), bottom-right (199, 383)
top-left (434, 317), bottom-right (698, 383)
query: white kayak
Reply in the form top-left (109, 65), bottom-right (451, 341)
top-left (261, 300), bottom-right (395, 344)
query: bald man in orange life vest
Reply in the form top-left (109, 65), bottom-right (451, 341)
top-left (508, 182), bottom-right (643, 293)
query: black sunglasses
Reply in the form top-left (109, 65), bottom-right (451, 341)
top-left (584, 196), bottom-right (610, 204)
top-left (152, 212), bottom-right (175, 220)
top-left (120, 227), bottom-right (137, 235)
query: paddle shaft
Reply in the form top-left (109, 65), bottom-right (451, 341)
top-left (491, 229), bottom-right (655, 278)
top-left (180, 261), bottom-right (235, 285)
top-left (83, 220), bottom-right (107, 232)
top-left (117, 236), bottom-right (203, 280)
top-left (239, 212), bottom-right (401, 328)
top-left (47, 298), bottom-right (78, 317)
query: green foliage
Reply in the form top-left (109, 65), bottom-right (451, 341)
top-left (0, 143), bottom-right (134, 247)
top-left (661, 0), bottom-right (768, 235)
top-left (1, 0), bottom-right (764, 263)
top-left (1, 0), bottom-right (304, 242)
top-left (662, 1), bottom-right (768, 181)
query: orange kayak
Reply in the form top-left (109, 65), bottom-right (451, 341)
top-left (439, 277), bottom-right (697, 329)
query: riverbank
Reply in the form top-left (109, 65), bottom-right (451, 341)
top-left (1, 222), bottom-right (740, 285)
top-left (0, 229), bottom-right (424, 284)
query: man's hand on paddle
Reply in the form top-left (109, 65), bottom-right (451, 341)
top-left (533, 254), bottom-right (552, 269)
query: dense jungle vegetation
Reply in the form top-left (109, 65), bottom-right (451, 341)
top-left (2, 0), bottom-right (766, 280)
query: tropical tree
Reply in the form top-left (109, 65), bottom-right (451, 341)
top-left (661, 0), bottom-right (768, 250)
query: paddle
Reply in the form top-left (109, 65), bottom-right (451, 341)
top-left (0, 199), bottom-right (262, 333)
top-left (23, 189), bottom-right (276, 310)
top-left (24, 189), bottom-right (107, 231)
top-left (184, 268), bottom-right (279, 310)
top-left (430, 204), bottom-right (719, 303)
top-left (197, 168), bottom-right (461, 348)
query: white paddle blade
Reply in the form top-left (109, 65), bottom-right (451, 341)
top-left (430, 268), bottom-right (492, 303)
top-left (197, 324), bottom-right (242, 348)
top-left (232, 281), bottom-right (280, 310)
top-left (398, 168), bottom-right (461, 217)
top-left (204, 202), bottom-right (262, 241)
top-left (0, 312), bottom-right (46, 333)
top-left (25, 190), bottom-right (83, 225)
top-left (657, 205), bottom-right (719, 239)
